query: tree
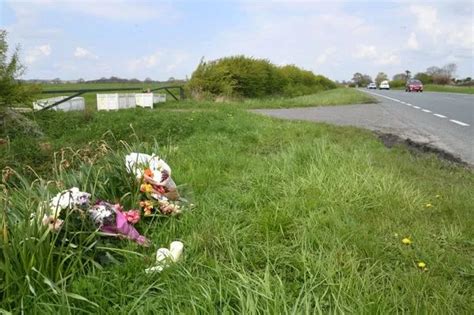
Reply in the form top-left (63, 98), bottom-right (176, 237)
top-left (0, 30), bottom-right (41, 133)
top-left (351, 72), bottom-right (372, 87)
top-left (375, 72), bottom-right (388, 86)
top-left (414, 72), bottom-right (433, 84)
top-left (426, 63), bottom-right (457, 85)
top-left (405, 70), bottom-right (411, 80)
top-left (426, 66), bottom-right (441, 76)
top-left (392, 73), bottom-right (407, 81)
top-left (0, 31), bottom-right (39, 109)
top-left (391, 73), bottom-right (407, 88)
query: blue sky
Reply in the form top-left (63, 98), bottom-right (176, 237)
top-left (1, 0), bottom-right (472, 81)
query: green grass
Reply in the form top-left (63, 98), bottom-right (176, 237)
top-left (393, 84), bottom-right (474, 94)
top-left (32, 85), bottom-right (376, 113)
top-left (160, 88), bottom-right (376, 110)
top-left (1, 98), bottom-right (473, 313)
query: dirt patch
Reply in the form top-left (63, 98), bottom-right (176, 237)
top-left (376, 132), bottom-right (470, 167)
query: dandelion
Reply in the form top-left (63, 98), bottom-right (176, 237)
top-left (417, 261), bottom-right (427, 270)
top-left (402, 238), bottom-right (412, 245)
top-left (435, 194), bottom-right (441, 199)
top-left (424, 203), bottom-right (433, 208)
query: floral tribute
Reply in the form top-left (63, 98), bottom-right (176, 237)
top-left (43, 187), bottom-right (91, 231)
top-left (126, 153), bottom-right (184, 217)
top-left (40, 152), bottom-right (188, 247)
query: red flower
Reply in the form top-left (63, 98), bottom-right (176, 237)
top-left (124, 210), bottom-right (140, 224)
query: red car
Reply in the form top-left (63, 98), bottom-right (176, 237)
top-left (406, 79), bottom-right (423, 92)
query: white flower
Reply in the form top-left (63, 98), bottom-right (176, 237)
top-left (125, 152), bottom-right (172, 184)
top-left (48, 187), bottom-right (91, 218)
top-left (88, 205), bottom-right (114, 225)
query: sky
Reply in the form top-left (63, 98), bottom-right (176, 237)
top-left (0, 0), bottom-right (472, 81)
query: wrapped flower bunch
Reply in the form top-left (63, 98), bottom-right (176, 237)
top-left (43, 187), bottom-right (91, 231)
top-left (126, 153), bottom-right (185, 216)
top-left (89, 201), bottom-right (149, 246)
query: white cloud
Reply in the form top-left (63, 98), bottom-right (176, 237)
top-left (407, 32), bottom-right (419, 50)
top-left (354, 45), bottom-right (377, 59)
top-left (6, 0), bottom-right (172, 22)
top-left (129, 51), bottom-right (162, 71)
top-left (25, 44), bottom-right (51, 64)
top-left (74, 47), bottom-right (98, 59)
top-left (128, 50), bottom-right (190, 78)
top-left (315, 48), bottom-right (335, 66)
top-left (409, 5), bottom-right (440, 37)
top-left (354, 45), bottom-right (400, 66)
top-left (375, 53), bottom-right (400, 66)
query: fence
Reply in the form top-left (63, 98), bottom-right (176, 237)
top-left (33, 96), bottom-right (85, 112)
top-left (97, 94), bottom-right (136, 111)
top-left (97, 93), bottom-right (167, 111)
top-left (135, 93), bottom-right (154, 108)
top-left (153, 93), bottom-right (166, 103)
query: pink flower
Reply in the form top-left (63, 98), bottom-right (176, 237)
top-left (124, 210), bottom-right (140, 224)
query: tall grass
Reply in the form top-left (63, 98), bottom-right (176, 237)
top-left (1, 102), bottom-right (472, 313)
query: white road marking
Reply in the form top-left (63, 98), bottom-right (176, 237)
top-left (449, 119), bottom-right (470, 127)
top-left (361, 89), bottom-right (471, 128)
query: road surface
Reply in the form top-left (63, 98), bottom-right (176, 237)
top-left (253, 89), bottom-right (474, 165)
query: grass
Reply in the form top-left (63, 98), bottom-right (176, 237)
top-left (32, 85), bottom-right (376, 113)
top-left (160, 88), bottom-right (376, 110)
top-left (392, 84), bottom-right (474, 94)
top-left (1, 95), bottom-right (473, 313)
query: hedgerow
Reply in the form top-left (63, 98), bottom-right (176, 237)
top-left (186, 56), bottom-right (336, 99)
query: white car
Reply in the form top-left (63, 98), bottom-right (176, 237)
top-left (379, 80), bottom-right (390, 90)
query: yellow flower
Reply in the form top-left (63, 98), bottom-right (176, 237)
top-left (424, 203), bottom-right (433, 208)
top-left (140, 183), bottom-right (153, 193)
top-left (417, 261), bottom-right (426, 269)
top-left (402, 238), bottom-right (412, 245)
top-left (435, 194), bottom-right (441, 199)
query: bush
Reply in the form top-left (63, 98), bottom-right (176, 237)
top-left (414, 72), bottom-right (433, 84)
top-left (186, 56), bottom-right (336, 99)
top-left (390, 80), bottom-right (405, 88)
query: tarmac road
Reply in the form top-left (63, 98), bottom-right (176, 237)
top-left (253, 89), bottom-right (474, 165)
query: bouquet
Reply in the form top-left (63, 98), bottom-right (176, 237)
top-left (42, 187), bottom-right (91, 231)
top-left (89, 201), bottom-right (149, 246)
top-left (126, 153), bottom-right (185, 216)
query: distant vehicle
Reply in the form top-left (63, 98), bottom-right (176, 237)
top-left (367, 83), bottom-right (377, 89)
top-left (379, 80), bottom-right (390, 90)
top-left (406, 79), bottom-right (423, 92)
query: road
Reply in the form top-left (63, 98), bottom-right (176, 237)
top-left (253, 89), bottom-right (474, 165)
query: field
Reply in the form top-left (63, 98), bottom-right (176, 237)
top-left (36, 83), bottom-right (375, 112)
top-left (1, 89), bottom-right (473, 313)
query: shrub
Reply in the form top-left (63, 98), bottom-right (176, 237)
top-left (186, 56), bottom-right (336, 99)
top-left (390, 80), bottom-right (405, 88)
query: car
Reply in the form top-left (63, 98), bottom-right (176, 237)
top-left (406, 79), bottom-right (423, 92)
top-left (379, 80), bottom-right (390, 90)
top-left (367, 83), bottom-right (377, 89)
